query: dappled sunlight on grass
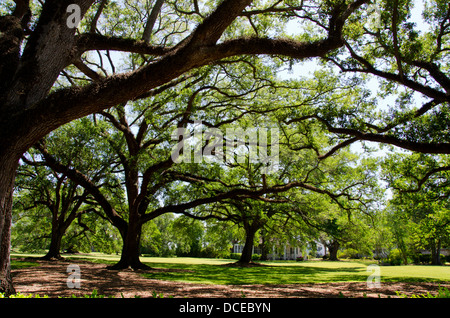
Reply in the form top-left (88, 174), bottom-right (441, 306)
top-left (11, 253), bottom-right (449, 286)
top-left (11, 259), bottom-right (40, 270)
top-left (379, 265), bottom-right (450, 283)
top-left (141, 260), bottom-right (374, 285)
top-left (141, 256), bottom-right (232, 266)
top-left (140, 258), bottom-right (449, 285)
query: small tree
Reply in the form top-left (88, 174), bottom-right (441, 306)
top-left (14, 163), bottom-right (88, 259)
top-left (14, 116), bottom-right (115, 259)
top-left (383, 153), bottom-right (450, 265)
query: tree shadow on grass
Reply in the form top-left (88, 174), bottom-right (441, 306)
top-left (12, 258), bottom-right (449, 298)
top-left (141, 262), bottom-right (368, 285)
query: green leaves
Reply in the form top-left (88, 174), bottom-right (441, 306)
top-left (382, 151), bottom-right (450, 263)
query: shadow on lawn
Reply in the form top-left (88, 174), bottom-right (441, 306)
top-left (141, 262), bottom-right (367, 285)
top-left (11, 257), bottom-right (449, 298)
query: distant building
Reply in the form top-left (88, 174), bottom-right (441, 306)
top-left (417, 248), bottom-right (450, 256)
top-left (232, 240), bottom-right (326, 260)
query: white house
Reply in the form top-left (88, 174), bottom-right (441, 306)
top-left (232, 240), bottom-right (326, 260)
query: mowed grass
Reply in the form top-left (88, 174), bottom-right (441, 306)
top-left (139, 259), bottom-right (450, 285)
top-left (11, 253), bottom-right (450, 285)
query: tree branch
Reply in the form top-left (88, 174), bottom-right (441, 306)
top-left (76, 33), bottom-right (171, 56)
top-left (73, 58), bottom-right (103, 81)
top-left (186, 0), bottom-right (253, 47)
top-left (142, 0), bottom-right (165, 43)
top-left (6, 0), bottom-right (95, 111)
top-left (90, 0), bottom-right (107, 33)
top-left (315, 116), bottom-right (450, 155)
top-left (398, 165), bottom-right (450, 193)
top-left (16, 0), bottom-right (366, 152)
top-left (34, 142), bottom-right (127, 232)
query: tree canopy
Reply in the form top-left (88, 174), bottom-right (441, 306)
top-left (1, 0), bottom-right (449, 295)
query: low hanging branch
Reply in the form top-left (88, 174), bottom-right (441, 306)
top-left (9, 0), bottom-right (368, 153)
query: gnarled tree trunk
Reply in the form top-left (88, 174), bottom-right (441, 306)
top-left (108, 217), bottom-right (149, 270)
top-left (430, 239), bottom-right (442, 266)
top-left (327, 240), bottom-right (340, 261)
top-left (43, 231), bottom-right (64, 260)
top-left (238, 221), bottom-right (261, 265)
top-left (0, 152), bottom-right (21, 295)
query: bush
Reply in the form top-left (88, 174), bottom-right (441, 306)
top-left (412, 253), bottom-right (448, 264)
top-left (252, 254), bottom-right (261, 261)
top-left (338, 248), bottom-right (359, 259)
top-left (420, 254), bottom-right (446, 264)
top-left (0, 292), bottom-right (49, 298)
top-left (199, 246), bottom-right (218, 258)
top-left (0, 289), bottom-right (153, 298)
top-left (411, 253), bottom-right (420, 264)
top-left (222, 252), bottom-right (261, 261)
top-left (387, 248), bottom-right (404, 266)
top-left (396, 286), bottom-right (450, 298)
top-left (419, 254), bottom-right (431, 264)
top-left (296, 256), bottom-right (304, 262)
top-left (0, 289), bottom-right (105, 298)
top-left (229, 253), bottom-right (241, 260)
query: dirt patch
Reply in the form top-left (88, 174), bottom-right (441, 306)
top-left (11, 259), bottom-right (449, 298)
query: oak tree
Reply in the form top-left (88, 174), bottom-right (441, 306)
top-left (0, 0), bottom-right (393, 294)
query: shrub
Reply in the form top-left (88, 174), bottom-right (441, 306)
top-left (0, 289), bottom-right (151, 298)
top-left (0, 292), bottom-right (49, 298)
top-left (396, 286), bottom-right (450, 298)
top-left (0, 290), bottom-right (104, 298)
top-left (411, 253), bottom-right (421, 264)
top-left (75, 289), bottom-right (112, 298)
top-left (338, 248), bottom-right (359, 259)
top-left (387, 248), bottom-right (403, 266)
top-left (419, 254), bottom-right (431, 264)
top-left (229, 253), bottom-right (241, 260)
top-left (199, 246), bottom-right (218, 258)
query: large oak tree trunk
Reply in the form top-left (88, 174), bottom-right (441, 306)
top-left (327, 240), bottom-right (340, 261)
top-left (259, 233), bottom-right (269, 261)
top-left (108, 216), bottom-right (149, 270)
top-left (0, 1), bottom-right (95, 294)
top-left (430, 239), bottom-right (442, 266)
top-left (239, 233), bottom-right (255, 264)
top-left (238, 224), bottom-right (259, 265)
top-left (0, 154), bottom-right (20, 295)
top-left (43, 227), bottom-right (64, 260)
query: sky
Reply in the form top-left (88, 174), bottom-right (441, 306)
top-left (85, 0), bottom-right (431, 201)
top-left (275, 0), bottom-right (430, 201)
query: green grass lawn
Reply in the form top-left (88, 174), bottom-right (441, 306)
top-left (138, 259), bottom-right (450, 285)
top-left (11, 259), bottom-right (41, 270)
top-left (11, 253), bottom-right (450, 285)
